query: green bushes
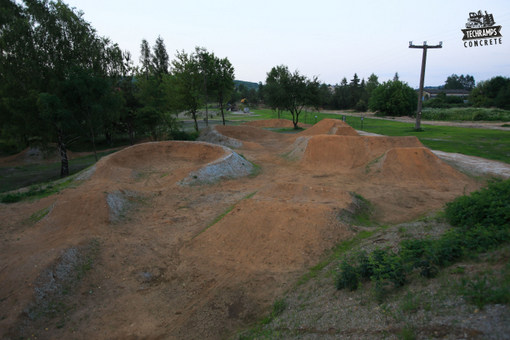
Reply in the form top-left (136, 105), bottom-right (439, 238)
top-left (445, 179), bottom-right (510, 228)
top-left (335, 179), bottom-right (510, 303)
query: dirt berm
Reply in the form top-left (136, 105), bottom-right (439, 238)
top-left (0, 119), bottom-right (480, 339)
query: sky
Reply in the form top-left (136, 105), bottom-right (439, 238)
top-left (62, 0), bottom-right (510, 88)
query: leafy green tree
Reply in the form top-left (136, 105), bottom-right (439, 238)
top-left (213, 57), bottom-right (235, 125)
top-left (264, 65), bottom-right (290, 119)
top-left (469, 76), bottom-right (510, 109)
top-left (195, 47), bottom-right (216, 126)
top-left (152, 36), bottom-right (169, 78)
top-left (265, 65), bottom-right (319, 129)
top-left (368, 80), bottom-right (417, 116)
top-left (140, 39), bottom-right (152, 80)
top-left (445, 74), bottom-right (475, 90)
top-left (172, 50), bottom-right (203, 132)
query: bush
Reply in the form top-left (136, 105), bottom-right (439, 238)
top-left (445, 179), bottom-right (510, 229)
top-left (335, 260), bottom-right (359, 291)
top-left (368, 80), bottom-right (417, 116)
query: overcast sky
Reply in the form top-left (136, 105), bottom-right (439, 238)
top-left (63, 0), bottom-right (510, 88)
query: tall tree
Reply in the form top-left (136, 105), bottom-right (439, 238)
top-left (140, 39), bottom-right (151, 79)
top-left (264, 65), bottom-right (290, 119)
top-left (152, 36), bottom-right (169, 78)
top-left (213, 57), bottom-right (235, 125)
top-left (172, 50), bottom-right (202, 132)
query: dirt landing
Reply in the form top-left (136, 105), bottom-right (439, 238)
top-left (0, 119), bottom-right (480, 339)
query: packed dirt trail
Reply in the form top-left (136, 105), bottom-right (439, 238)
top-left (0, 119), bottom-right (482, 339)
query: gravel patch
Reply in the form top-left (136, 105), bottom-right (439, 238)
top-left (198, 126), bottom-right (243, 149)
top-left (180, 147), bottom-right (254, 185)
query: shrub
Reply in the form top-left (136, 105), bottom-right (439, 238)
top-left (335, 260), bottom-right (359, 291)
top-left (445, 179), bottom-right (510, 229)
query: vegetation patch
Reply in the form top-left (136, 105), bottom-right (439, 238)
top-left (28, 205), bottom-right (54, 224)
top-left (337, 192), bottom-right (375, 226)
top-left (421, 107), bottom-right (510, 122)
top-left (334, 179), bottom-right (510, 302)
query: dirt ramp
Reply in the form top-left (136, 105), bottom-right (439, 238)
top-left (373, 147), bottom-right (470, 188)
top-left (299, 118), bottom-right (358, 136)
top-left (300, 135), bottom-right (426, 171)
top-left (301, 135), bottom-right (369, 170)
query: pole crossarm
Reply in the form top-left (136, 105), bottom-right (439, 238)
top-left (409, 41), bottom-right (442, 130)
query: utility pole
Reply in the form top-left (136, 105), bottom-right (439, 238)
top-left (409, 41), bottom-right (442, 130)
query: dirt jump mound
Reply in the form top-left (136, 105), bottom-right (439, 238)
top-left (93, 141), bottom-right (253, 185)
top-left (299, 135), bottom-right (423, 170)
top-left (298, 118), bottom-right (359, 136)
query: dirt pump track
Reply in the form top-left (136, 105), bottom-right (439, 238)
top-left (0, 119), bottom-right (481, 339)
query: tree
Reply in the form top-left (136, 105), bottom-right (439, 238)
top-left (213, 57), bottom-right (235, 125)
top-left (140, 39), bottom-right (152, 79)
top-left (195, 47), bottom-right (216, 127)
top-left (264, 65), bottom-right (319, 129)
top-left (368, 80), bottom-right (417, 116)
top-left (264, 65), bottom-right (290, 119)
top-left (152, 36), bottom-right (169, 78)
top-left (469, 76), bottom-right (510, 109)
top-left (444, 74), bottom-right (475, 90)
top-left (172, 50), bottom-right (202, 132)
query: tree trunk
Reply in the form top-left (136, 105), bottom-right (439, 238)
top-left (89, 124), bottom-right (98, 162)
top-left (57, 129), bottom-right (69, 178)
top-left (191, 111), bottom-right (199, 132)
top-left (219, 94), bottom-right (226, 126)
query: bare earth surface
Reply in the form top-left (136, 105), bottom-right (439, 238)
top-left (0, 119), bottom-right (505, 339)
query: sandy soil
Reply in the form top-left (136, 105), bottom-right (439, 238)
top-left (0, 120), bottom-right (486, 339)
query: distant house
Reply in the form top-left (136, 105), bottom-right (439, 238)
top-left (421, 88), bottom-right (470, 100)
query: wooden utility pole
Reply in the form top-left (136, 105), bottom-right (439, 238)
top-left (409, 41), bottom-right (442, 130)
